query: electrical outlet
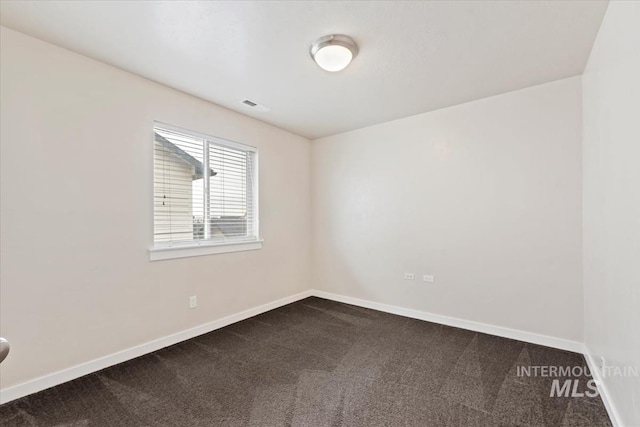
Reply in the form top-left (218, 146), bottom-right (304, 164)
top-left (403, 272), bottom-right (415, 280)
top-left (189, 296), bottom-right (197, 309)
top-left (423, 275), bottom-right (435, 282)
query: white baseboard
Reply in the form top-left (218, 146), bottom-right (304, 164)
top-left (311, 290), bottom-right (584, 353)
top-left (0, 288), bottom-right (589, 407)
top-left (0, 289), bottom-right (314, 405)
top-left (583, 347), bottom-right (622, 427)
top-left (316, 288), bottom-right (618, 425)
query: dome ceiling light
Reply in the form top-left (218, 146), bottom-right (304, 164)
top-left (310, 34), bottom-right (359, 72)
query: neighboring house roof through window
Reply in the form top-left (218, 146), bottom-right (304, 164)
top-left (154, 132), bottom-right (217, 180)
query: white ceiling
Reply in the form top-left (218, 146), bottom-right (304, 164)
top-left (0, 1), bottom-right (608, 139)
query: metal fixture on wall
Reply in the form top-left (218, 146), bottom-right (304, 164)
top-left (0, 337), bottom-right (9, 363)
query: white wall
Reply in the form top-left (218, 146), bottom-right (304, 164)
top-left (312, 77), bottom-right (583, 342)
top-left (582, 1), bottom-right (640, 425)
top-left (0, 27), bottom-right (311, 390)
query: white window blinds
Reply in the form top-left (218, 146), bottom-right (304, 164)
top-left (153, 123), bottom-right (258, 247)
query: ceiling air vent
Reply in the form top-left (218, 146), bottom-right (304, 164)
top-left (240, 99), bottom-right (270, 112)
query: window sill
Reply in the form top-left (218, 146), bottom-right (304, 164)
top-left (149, 239), bottom-right (263, 261)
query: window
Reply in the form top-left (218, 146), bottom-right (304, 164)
top-left (150, 122), bottom-right (261, 260)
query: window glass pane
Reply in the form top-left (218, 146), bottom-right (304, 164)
top-left (153, 128), bottom-right (204, 243)
top-left (209, 144), bottom-right (250, 239)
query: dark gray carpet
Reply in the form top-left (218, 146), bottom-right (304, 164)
top-left (0, 297), bottom-right (611, 426)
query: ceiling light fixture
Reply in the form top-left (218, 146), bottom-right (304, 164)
top-left (310, 34), bottom-right (358, 72)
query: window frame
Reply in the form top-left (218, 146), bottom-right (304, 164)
top-left (149, 121), bottom-right (262, 261)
